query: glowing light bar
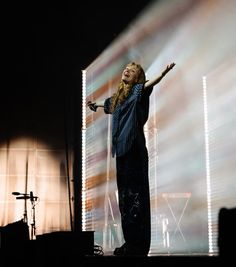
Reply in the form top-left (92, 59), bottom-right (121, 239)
top-left (82, 69), bottom-right (87, 231)
top-left (203, 76), bottom-right (213, 254)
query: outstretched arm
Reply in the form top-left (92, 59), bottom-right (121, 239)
top-left (144, 62), bottom-right (176, 89)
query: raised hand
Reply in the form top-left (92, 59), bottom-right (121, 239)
top-left (162, 62), bottom-right (176, 76)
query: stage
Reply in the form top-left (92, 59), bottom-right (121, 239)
top-left (1, 244), bottom-right (220, 267)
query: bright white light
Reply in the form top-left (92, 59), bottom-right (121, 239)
top-left (203, 76), bottom-right (213, 254)
top-left (82, 69), bottom-right (87, 231)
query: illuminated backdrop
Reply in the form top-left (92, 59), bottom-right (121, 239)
top-left (83, 0), bottom-right (236, 255)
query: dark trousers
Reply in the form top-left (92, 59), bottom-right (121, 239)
top-left (116, 140), bottom-right (151, 253)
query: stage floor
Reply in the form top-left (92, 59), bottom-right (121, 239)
top-left (1, 249), bottom-right (222, 267)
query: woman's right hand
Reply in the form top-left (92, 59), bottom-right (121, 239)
top-left (87, 101), bottom-right (98, 112)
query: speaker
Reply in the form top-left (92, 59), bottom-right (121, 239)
top-left (0, 220), bottom-right (29, 249)
top-left (36, 231), bottom-right (94, 255)
top-left (218, 207), bottom-right (236, 257)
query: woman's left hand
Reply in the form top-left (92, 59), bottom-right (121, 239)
top-left (162, 62), bottom-right (176, 76)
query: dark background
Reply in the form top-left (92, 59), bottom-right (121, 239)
top-left (3, 1), bottom-right (152, 129)
top-left (2, 1), bottom-right (152, 229)
top-left (6, 1), bottom-right (152, 94)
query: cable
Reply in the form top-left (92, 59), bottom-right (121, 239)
top-left (93, 244), bottom-right (104, 256)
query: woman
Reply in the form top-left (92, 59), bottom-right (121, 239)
top-left (87, 62), bottom-right (175, 256)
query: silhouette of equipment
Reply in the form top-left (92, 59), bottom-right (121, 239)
top-left (12, 191), bottom-right (38, 240)
top-left (36, 231), bottom-right (94, 255)
top-left (16, 196), bottom-right (30, 199)
top-left (218, 207), bottom-right (236, 258)
top-left (12, 191), bottom-right (38, 200)
top-left (0, 220), bottom-right (29, 248)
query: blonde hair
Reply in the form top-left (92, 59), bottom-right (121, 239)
top-left (110, 62), bottom-right (146, 112)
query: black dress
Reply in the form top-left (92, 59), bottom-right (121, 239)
top-left (104, 83), bottom-right (153, 255)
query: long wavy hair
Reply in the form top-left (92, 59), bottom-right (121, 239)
top-left (110, 62), bottom-right (146, 112)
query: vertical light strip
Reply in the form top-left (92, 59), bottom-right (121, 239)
top-left (202, 76), bottom-right (213, 254)
top-left (103, 114), bottom-right (112, 250)
top-left (82, 69), bottom-right (87, 231)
